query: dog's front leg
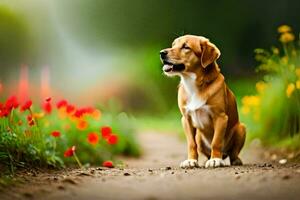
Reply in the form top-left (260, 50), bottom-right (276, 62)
top-left (180, 116), bottom-right (199, 168)
top-left (205, 112), bottom-right (228, 168)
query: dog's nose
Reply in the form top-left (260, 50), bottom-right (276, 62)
top-left (160, 50), bottom-right (168, 59)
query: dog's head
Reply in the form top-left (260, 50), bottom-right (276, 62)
top-left (160, 35), bottom-right (221, 76)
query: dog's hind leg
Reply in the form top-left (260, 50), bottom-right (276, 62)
top-left (228, 123), bottom-right (246, 166)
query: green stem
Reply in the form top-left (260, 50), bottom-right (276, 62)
top-left (73, 153), bottom-right (83, 168)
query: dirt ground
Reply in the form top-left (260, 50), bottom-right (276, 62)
top-left (1, 131), bottom-right (300, 200)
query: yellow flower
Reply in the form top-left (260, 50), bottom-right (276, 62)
top-left (296, 68), bottom-right (300, 78)
top-left (76, 119), bottom-right (88, 130)
top-left (281, 56), bottom-right (289, 64)
top-left (272, 47), bottom-right (279, 55)
top-left (277, 25), bottom-right (292, 33)
top-left (241, 106), bottom-right (250, 115)
top-left (242, 95), bottom-right (260, 107)
top-left (256, 81), bottom-right (267, 93)
top-left (286, 83), bottom-right (295, 98)
top-left (91, 109), bottom-right (101, 120)
top-left (296, 80), bottom-right (300, 89)
top-left (33, 112), bottom-right (45, 119)
top-left (280, 32), bottom-right (295, 43)
top-left (58, 108), bottom-right (67, 119)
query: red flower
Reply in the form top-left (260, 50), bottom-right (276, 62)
top-left (27, 115), bottom-right (33, 121)
top-left (51, 131), bottom-right (61, 137)
top-left (20, 100), bottom-right (32, 112)
top-left (102, 160), bottom-right (114, 168)
top-left (28, 120), bottom-right (35, 126)
top-left (107, 134), bottom-right (118, 145)
top-left (0, 109), bottom-right (9, 117)
top-left (74, 107), bottom-right (95, 118)
top-left (83, 107), bottom-right (94, 114)
top-left (66, 104), bottom-right (75, 114)
top-left (101, 126), bottom-right (112, 138)
top-left (45, 97), bottom-right (51, 102)
top-left (42, 98), bottom-right (52, 114)
top-left (0, 103), bottom-right (9, 118)
top-left (64, 146), bottom-right (76, 157)
top-left (87, 132), bottom-right (99, 145)
top-left (5, 95), bottom-right (19, 111)
top-left (43, 102), bottom-right (52, 114)
top-left (74, 108), bottom-right (84, 118)
top-left (56, 99), bottom-right (68, 109)
top-left (27, 115), bottom-right (35, 126)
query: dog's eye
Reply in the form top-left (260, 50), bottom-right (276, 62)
top-left (181, 44), bottom-right (190, 50)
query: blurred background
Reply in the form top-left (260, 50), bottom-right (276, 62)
top-left (0, 0), bottom-right (300, 124)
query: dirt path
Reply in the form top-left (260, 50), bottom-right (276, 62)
top-left (1, 132), bottom-right (300, 200)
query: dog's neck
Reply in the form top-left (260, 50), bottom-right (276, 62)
top-left (180, 62), bottom-right (220, 93)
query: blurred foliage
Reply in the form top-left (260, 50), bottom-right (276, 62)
top-left (125, 47), bottom-right (179, 114)
top-left (0, 6), bottom-right (29, 76)
top-left (62, 0), bottom-right (300, 74)
top-left (1, 0), bottom-right (300, 75)
top-left (241, 25), bottom-right (300, 148)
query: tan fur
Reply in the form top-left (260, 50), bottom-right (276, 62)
top-left (161, 35), bottom-right (246, 167)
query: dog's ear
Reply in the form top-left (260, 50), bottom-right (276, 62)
top-left (200, 40), bottom-right (221, 68)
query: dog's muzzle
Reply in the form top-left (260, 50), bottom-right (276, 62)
top-left (162, 60), bottom-right (185, 73)
top-left (160, 50), bottom-right (185, 73)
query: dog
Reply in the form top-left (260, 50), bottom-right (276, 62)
top-left (160, 35), bottom-right (246, 168)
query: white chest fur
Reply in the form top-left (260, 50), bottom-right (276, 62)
top-left (181, 73), bottom-right (212, 129)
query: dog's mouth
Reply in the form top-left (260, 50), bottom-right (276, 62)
top-left (162, 60), bottom-right (185, 73)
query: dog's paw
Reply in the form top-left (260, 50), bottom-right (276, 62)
top-left (231, 158), bottom-right (243, 166)
top-left (205, 158), bottom-right (225, 168)
top-left (180, 159), bottom-right (199, 169)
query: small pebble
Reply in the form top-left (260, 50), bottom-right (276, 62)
top-left (148, 169), bottom-right (153, 172)
top-left (279, 159), bottom-right (287, 165)
top-left (171, 171), bottom-right (175, 174)
top-left (282, 175), bottom-right (290, 180)
top-left (77, 172), bottom-right (91, 176)
top-left (165, 166), bottom-right (172, 170)
top-left (62, 178), bottom-right (77, 185)
top-left (124, 172), bottom-right (131, 176)
top-left (57, 185), bottom-right (65, 190)
top-left (235, 175), bottom-right (241, 180)
top-left (23, 192), bottom-right (33, 198)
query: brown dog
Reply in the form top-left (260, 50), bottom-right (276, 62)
top-left (160, 35), bottom-right (246, 168)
